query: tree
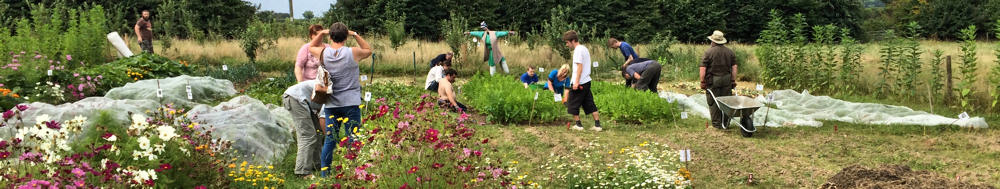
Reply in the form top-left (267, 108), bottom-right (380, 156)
top-left (302, 10), bottom-right (314, 20)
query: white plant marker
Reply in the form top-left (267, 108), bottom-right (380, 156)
top-left (360, 75), bottom-right (368, 81)
top-left (678, 150), bottom-right (687, 162)
top-left (666, 96), bottom-right (675, 103)
top-left (47, 70), bottom-right (53, 76)
top-left (534, 92), bottom-right (539, 100)
top-left (756, 84), bottom-right (764, 91)
top-left (364, 92), bottom-right (372, 102)
top-left (686, 149), bottom-right (692, 162)
top-left (222, 65), bottom-right (228, 71)
top-left (592, 61), bottom-right (599, 68)
top-left (156, 89), bottom-right (163, 98)
top-left (186, 85), bottom-right (193, 100)
top-left (958, 112), bottom-right (970, 120)
top-left (553, 94), bottom-right (562, 102)
top-left (681, 112), bottom-right (688, 119)
top-left (538, 67), bottom-right (544, 73)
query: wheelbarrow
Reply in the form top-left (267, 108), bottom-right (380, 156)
top-left (707, 89), bottom-right (763, 137)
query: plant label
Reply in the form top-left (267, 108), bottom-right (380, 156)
top-left (666, 96), bottom-right (675, 103)
top-left (553, 94), bottom-right (562, 102)
top-left (681, 112), bottom-right (688, 119)
top-left (592, 61), bottom-right (599, 68)
top-left (222, 65), bottom-right (228, 71)
top-left (958, 112), bottom-right (969, 120)
top-left (756, 84), bottom-right (764, 91)
top-left (186, 85), bottom-right (193, 100)
top-left (47, 70), bottom-right (53, 76)
top-left (360, 75), bottom-right (368, 81)
top-left (472, 38), bottom-right (478, 43)
top-left (156, 89), bottom-right (163, 98)
top-left (538, 67), bottom-right (544, 73)
top-left (767, 94), bottom-right (775, 102)
top-left (364, 92), bottom-right (372, 102)
top-left (678, 150), bottom-right (687, 162)
top-left (685, 149), bottom-right (692, 162)
top-left (268, 78), bottom-right (275, 81)
top-left (534, 92), bottom-right (539, 100)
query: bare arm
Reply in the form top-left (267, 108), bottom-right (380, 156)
top-left (134, 24), bottom-right (142, 41)
top-left (547, 80), bottom-right (555, 91)
top-left (731, 65), bottom-right (738, 81)
top-left (350, 31), bottom-right (373, 61)
top-left (632, 72), bottom-right (641, 80)
top-left (309, 30), bottom-right (327, 48)
top-left (699, 67), bottom-right (707, 83)
top-left (625, 54), bottom-right (635, 65)
top-left (523, 83), bottom-right (529, 88)
top-left (573, 63), bottom-right (583, 90)
top-left (444, 82), bottom-right (458, 107)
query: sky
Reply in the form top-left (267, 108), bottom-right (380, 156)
top-left (243, 0), bottom-right (334, 19)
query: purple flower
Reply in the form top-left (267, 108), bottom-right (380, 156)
top-left (19, 51), bottom-right (25, 54)
top-left (404, 114), bottom-right (415, 120)
top-left (71, 168), bottom-right (85, 178)
top-left (2, 110), bottom-right (13, 119)
top-left (86, 76), bottom-right (92, 81)
top-left (0, 140), bottom-right (7, 149)
top-left (45, 120), bottom-right (61, 130)
top-left (97, 75), bottom-right (103, 79)
top-left (11, 59), bottom-right (17, 64)
top-left (34, 55), bottom-right (42, 59)
top-left (17, 104), bottom-right (29, 111)
top-left (73, 73), bottom-right (79, 77)
top-left (65, 55), bottom-right (72, 61)
top-left (16, 180), bottom-right (51, 189)
top-left (49, 65), bottom-right (54, 70)
top-left (77, 84), bottom-right (84, 91)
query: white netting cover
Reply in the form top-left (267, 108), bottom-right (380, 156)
top-left (660, 90), bottom-right (988, 128)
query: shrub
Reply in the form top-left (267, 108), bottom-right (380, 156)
top-left (244, 72), bottom-right (295, 105)
top-left (991, 20), bottom-right (1000, 110)
top-left (239, 19), bottom-right (277, 63)
top-left (463, 75), bottom-right (563, 124)
top-left (590, 82), bottom-right (678, 124)
top-left (957, 25), bottom-right (978, 111)
top-left (385, 14), bottom-right (408, 51)
top-left (838, 28), bottom-right (864, 96)
top-left (928, 50), bottom-right (946, 99)
top-left (110, 53), bottom-right (194, 80)
top-left (440, 12), bottom-right (468, 60)
top-left (542, 6), bottom-right (576, 60)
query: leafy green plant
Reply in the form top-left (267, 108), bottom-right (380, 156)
top-left (440, 12), bottom-right (468, 60)
top-left (384, 15), bottom-right (407, 51)
top-left (991, 20), bottom-right (1000, 110)
top-left (111, 53), bottom-right (194, 79)
top-left (838, 28), bottom-right (864, 96)
top-left (239, 19), bottom-right (277, 63)
top-left (897, 22), bottom-right (923, 98)
top-left (957, 25), bottom-right (978, 111)
top-left (876, 30), bottom-right (901, 98)
top-left (591, 82), bottom-right (678, 124)
top-left (244, 73), bottom-right (295, 105)
top-left (646, 32), bottom-right (679, 61)
top-left (542, 5), bottom-right (576, 60)
top-left (463, 74), bottom-right (563, 124)
top-left (928, 50), bottom-right (945, 99)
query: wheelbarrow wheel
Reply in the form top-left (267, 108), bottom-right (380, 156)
top-left (739, 116), bottom-right (754, 138)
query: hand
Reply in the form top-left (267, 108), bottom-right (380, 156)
top-left (700, 80), bottom-right (708, 90)
top-left (573, 83), bottom-right (580, 90)
top-left (315, 84), bottom-right (327, 93)
top-left (320, 29), bottom-right (330, 35)
top-left (348, 30), bottom-right (358, 36)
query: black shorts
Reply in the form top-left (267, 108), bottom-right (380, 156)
top-left (566, 82), bottom-right (598, 115)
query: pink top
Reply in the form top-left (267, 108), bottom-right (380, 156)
top-left (295, 43), bottom-right (330, 81)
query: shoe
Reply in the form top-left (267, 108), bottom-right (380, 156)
top-left (570, 124), bottom-right (584, 131)
top-left (589, 127), bottom-right (603, 132)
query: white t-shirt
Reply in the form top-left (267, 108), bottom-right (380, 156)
top-left (571, 44), bottom-right (592, 85)
top-left (424, 66), bottom-right (444, 89)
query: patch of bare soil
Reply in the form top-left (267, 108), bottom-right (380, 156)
top-left (821, 165), bottom-right (996, 189)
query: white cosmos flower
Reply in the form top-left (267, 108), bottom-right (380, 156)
top-left (137, 136), bottom-right (150, 150)
top-left (105, 135), bottom-right (117, 142)
top-left (156, 126), bottom-right (177, 141)
top-left (35, 114), bottom-right (51, 125)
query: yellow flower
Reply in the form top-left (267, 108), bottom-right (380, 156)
top-left (329, 115), bottom-right (335, 119)
top-left (359, 104), bottom-right (365, 109)
top-left (241, 161), bottom-right (248, 167)
top-left (267, 165), bottom-right (273, 169)
top-left (228, 163), bottom-right (236, 168)
top-left (327, 124), bottom-right (333, 128)
top-left (340, 137), bottom-right (348, 142)
top-left (341, 118), bottom-right (349, 123)
top-left (321, 167), bottom-right (329, 171)
top-left (353, 127), bottom-right (358, 134)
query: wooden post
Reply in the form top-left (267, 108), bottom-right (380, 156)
top-left (945, 56), bottom-right (953, 104)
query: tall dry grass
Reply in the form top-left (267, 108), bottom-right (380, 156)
top-left (148, 37), bottom-right (997, 91)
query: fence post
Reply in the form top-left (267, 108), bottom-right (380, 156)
top-left (945, 55), bottom-right (953, 105)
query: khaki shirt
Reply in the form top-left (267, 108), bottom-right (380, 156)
top-left (700, 45), bottom-right (737, 77)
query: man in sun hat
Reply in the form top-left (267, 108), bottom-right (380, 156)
top-left (699, 30), bottom-right (738, 129)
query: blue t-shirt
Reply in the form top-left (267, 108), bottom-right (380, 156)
top-left (542, 70), bottom-right (570, 93)
top-left (520, 72), bottom-right (539, 84)
top-left (619, 42), bottom-right (639, 61)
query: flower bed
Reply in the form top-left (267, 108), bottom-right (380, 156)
top-left (591, 82), bottom-right (678, 124)
top-left (539, 141), bottom-right (692, 188)
top-left (462, 75), bottom-right (564, 124)
top-left (1, 104), bottom-right (235, 188)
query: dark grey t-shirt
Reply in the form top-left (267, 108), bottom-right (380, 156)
top-left (321, 46), bottom-right (361, 108)
top-left (626, 60), bottom-right (655, 75)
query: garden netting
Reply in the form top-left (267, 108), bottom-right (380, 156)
top-left (660, 89), bottom-right (988, 128)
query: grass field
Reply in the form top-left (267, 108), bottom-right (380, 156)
top-left (125, 36), bottom-right (1000, 187)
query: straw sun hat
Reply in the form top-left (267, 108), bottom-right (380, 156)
top-left (707, 30), bottom-right (727, 44)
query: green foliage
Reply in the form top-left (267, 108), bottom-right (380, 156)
top-left (245, 77), bottom-right (295, 106)
top-left (541, 6), bottom-right (575, 60)
top-left (463, 75), bottom-right (563, 124)
top-left (897, 22), bottom-right (924, 98)
top-left (238, 19), bottom-right (278, 62)
top-left (302, 11), bottom-right (315, 20)
top-left (440, 12), bottom-right (468, 59)
top-left (928, 50), bottom-right (946, 98)
top-left (112, 53), bottom-right (194, 79)
top-left (839, 28), bottom-right (865, 96)
top-left (646, 32), bottom-right (679, 61)
top-left (0, 3), bottom-right (109, 66)
top-left (957, 25), bottom-right (978, 111)
top-left (203, 62), bottom-right (260, 85)
top-left (384, 7), bottom-right (408, 51)
top-left (993, 20), bottom-right (1000, 110)
top-left (757, 11), bottom-right (861, 94)
top-left (877, 30), bottom-right (901, 98)
top-left (590, 82), bottom-right (678, 124)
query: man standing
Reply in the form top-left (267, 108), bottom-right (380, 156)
top-left (428, 52), bottom-right (453, 68)
top-left (134, 10), bottom-right (154, 54)
top-left (563, 30), bottom-right (602, 132)
top-left (437, 68), bottom-right (466, 112)
top-left (624, 59), bottom-right (662, 93)
top-left (700, 30), bottom-right (738, 129)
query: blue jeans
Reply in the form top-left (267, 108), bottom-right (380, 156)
top-left (319, 106), bottom-right (361, 177)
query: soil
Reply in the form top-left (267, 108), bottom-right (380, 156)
top-left (821, 164), bottom-right (996, 189)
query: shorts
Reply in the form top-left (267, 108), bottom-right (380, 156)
top-left (566, 82), bottom-right (597, 115)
